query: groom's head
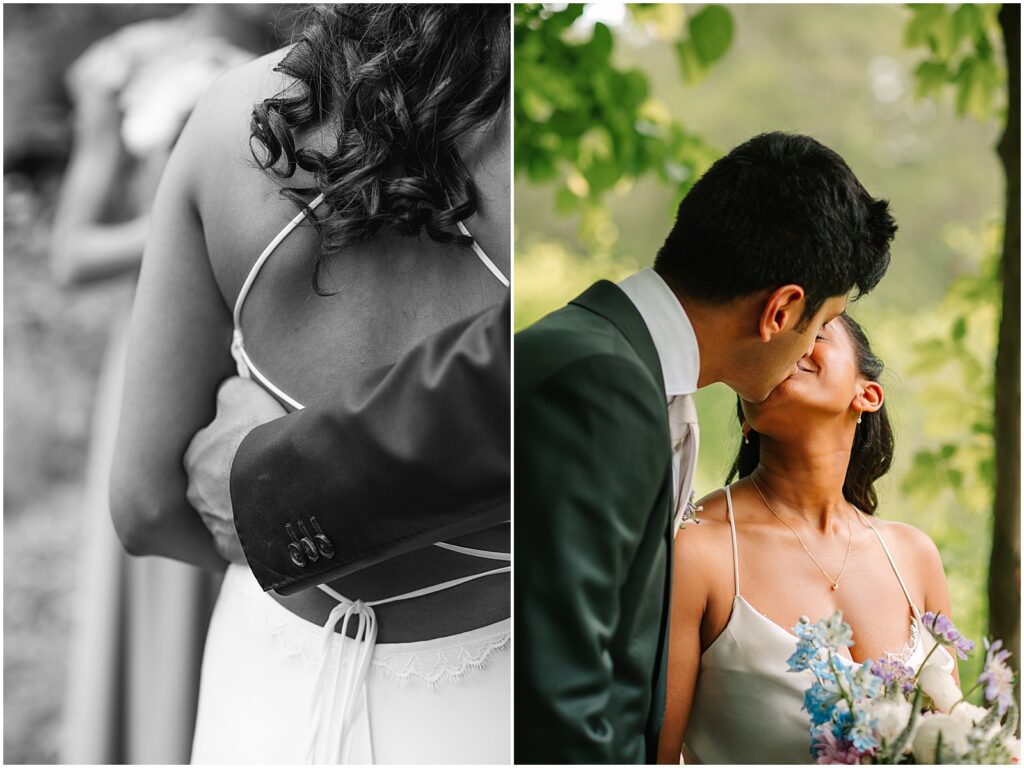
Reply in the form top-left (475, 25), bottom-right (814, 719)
top-left (653, 131), bottom-right (896, 402)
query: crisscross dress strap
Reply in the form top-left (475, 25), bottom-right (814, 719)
top-left (236, 193), bottom-right (511, 763)
top-left (230, 193), bottom-right (328, 412)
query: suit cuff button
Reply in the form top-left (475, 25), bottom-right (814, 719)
top-left (288, 541), bottom-right (307, 567)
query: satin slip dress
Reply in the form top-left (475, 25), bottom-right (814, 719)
top-left (683, 484), bottom-right (955, 764)
top-left (190, 194), bottom-right (510, 765)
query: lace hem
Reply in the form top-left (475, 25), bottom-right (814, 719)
top-left (230, 566), bottom-right (509, 685)
top-left (881, 617), bottom-right (920, 665)
top-left (373, 631), bottom-right (511, 687)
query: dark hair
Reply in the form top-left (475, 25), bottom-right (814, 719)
top-left (653, 132), bottom-right (897, 328)
top-left (250, 4), bottom-right (510, 293)
top-left (726, 312), bottom-right (895, 515)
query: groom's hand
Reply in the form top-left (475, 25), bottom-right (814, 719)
top-left (184, 376), bottom-right (286, 565)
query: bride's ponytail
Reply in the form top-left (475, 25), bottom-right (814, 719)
top-left (726, 313), bottom-right (894, 515)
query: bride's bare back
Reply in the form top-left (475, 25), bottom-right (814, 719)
top-left (121, 48), bottom-right (509, 641)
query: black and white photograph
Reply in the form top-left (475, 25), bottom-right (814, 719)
top-left (5, 4), bottom-right (511, 764)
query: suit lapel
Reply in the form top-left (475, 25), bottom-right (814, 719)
top-left (570, 280), bottom-right (665, 389)
top-left (571, 279), bottom-right (676, 761)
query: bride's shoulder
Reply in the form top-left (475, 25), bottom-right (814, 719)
top-left (674, 488), bottom-right (734, 558)
top-left (867, 517), bottom-right (946, 572)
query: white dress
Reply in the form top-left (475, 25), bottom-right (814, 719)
top-left (190, 195), bottom-right (510, 764)
top-left (683, 485), bottom-right (955, 764)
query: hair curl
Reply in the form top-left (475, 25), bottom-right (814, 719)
top-left (726, 312), bottom-right (895, 514)
top-left (250, 4), bottom-right (510, 293)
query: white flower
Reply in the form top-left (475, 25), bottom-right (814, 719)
top-left (1002, 736), bottom-right (1020, 762)
top-left (868, 696), bottom-right (913, 744)
top-left (918, 665), bottom-right (961, 713)
top-left (950, 701), bottom-right (999, 740)
top-left (912, 714), bottom-right (970, 763)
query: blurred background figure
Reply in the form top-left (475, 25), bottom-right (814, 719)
top-left (4, 4), bottom-right (287, 763)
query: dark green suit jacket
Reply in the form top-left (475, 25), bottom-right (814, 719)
top-left (515, 281), bottom-right (675, 764)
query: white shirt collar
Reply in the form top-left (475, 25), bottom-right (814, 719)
top-left (617, 268), bottom-right (700, 398)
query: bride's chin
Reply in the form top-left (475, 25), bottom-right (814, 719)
top-left (763, 377), bottom-right (800, 404)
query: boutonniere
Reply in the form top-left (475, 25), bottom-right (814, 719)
top-left (679, 490), bottom-right (704, 527)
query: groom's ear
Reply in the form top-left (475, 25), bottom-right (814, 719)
top-left (758, 284), bottom-right (806, 342)
top-left (853, 381), bottom-right (884, 414)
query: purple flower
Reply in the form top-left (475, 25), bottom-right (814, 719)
top-left (871, 657), bottom-right (916, 695)
top-left (812, 727), bottom-right (865, 765)
top-left (921, 611), bottom-right (976, 660)
top-left (978, 638), bottom-right (1015, 716)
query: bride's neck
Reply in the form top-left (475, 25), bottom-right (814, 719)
top-left (752, 434), bottom-right (853, 531)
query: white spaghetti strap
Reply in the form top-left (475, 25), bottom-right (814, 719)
top-left (864, 519), bottom-right (923, 621)
top-left (456, 220), bottom-right (509, 287)
top-left (233, 192), bottom-right (327, 328)
top-left (432, 542), bottom-right (511, 561)
top-left (724, 485), bottom-right (741, 598)
top-left (231, 338), bottom-right (306, 411)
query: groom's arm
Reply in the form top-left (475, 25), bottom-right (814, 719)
top-left (515, 354), bottom-right (667, 764)
top-left (230, 295), bottom-right (510, 595)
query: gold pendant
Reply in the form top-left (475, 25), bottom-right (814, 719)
top-left (831, 583), bottom-right (839, 591)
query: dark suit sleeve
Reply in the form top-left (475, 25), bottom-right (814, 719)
top-left (515, 353), bottom-right (668, 764)
top-left (230, 294), bottom-right (510, 595)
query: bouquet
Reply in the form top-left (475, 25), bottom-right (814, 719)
top-left (789, 610), bottom-right (1020, 764)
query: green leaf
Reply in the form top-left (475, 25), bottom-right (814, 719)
top-left (688, 4), bottom-right (734, 66)
top-left (913, 60), bottom-right (952, 98)
top-left (952, 316), bottom-right (968, 342)
top-left (952, 4), bottom-right (983, 46)
top-left (675, 38), bottom-right (704, 84)
top-left (904, 4), bottom-right (947, 50)
top-left (588, 22), bottom-right (613, 63)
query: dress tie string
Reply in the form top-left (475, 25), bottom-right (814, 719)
top-left (305, 563), bottom-right (511, 764)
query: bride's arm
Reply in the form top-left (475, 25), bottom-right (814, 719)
top-left (109, 89), bottom-right (237, 571)
top-left (912, 527), bottom-right (962, 686)
top-left (657, 525), bottom-right (712, 764)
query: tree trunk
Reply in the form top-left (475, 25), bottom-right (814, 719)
top-left (988, 3), bottom-right (1020, 672)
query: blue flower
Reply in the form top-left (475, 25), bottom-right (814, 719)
top-left (811, 656), bottom-right (837, 681)
top-left (787, 640), bottom-right (817, 672)
top-left (831, 707), bottom-right (853, 738)
top-left (847, 709), bottom-right (880, 752)
top-left (815, 611), bottom-right (855, 652)
top-left (804, 682), bottom-right (843, 726)
top-left (844, 661), bottom-right (883, 701)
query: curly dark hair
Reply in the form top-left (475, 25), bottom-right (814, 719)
top-left (250, 4), bottom-right (510, 293)
top-left (726, 312), bottom-right (895, 515)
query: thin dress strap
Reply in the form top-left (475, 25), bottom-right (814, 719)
top-left (230, 192), bottom-right (328, 412)
top-left (724, 484), bottom-right (741, 598)
top-left (231, 194), bottom-right (510, 413)
top-left (862, 516), bottom-right (922, 621)
top-left (456, 220), bottom-right (510, 287)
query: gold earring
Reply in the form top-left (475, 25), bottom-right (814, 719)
top-left (856, 411), bottom-right (863, 425)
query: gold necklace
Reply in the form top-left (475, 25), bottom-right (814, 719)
top-left (749, 474), bottom-right (854, 591)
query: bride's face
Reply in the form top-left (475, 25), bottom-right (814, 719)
top-left (741, 317), bottom-right (881, 433)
